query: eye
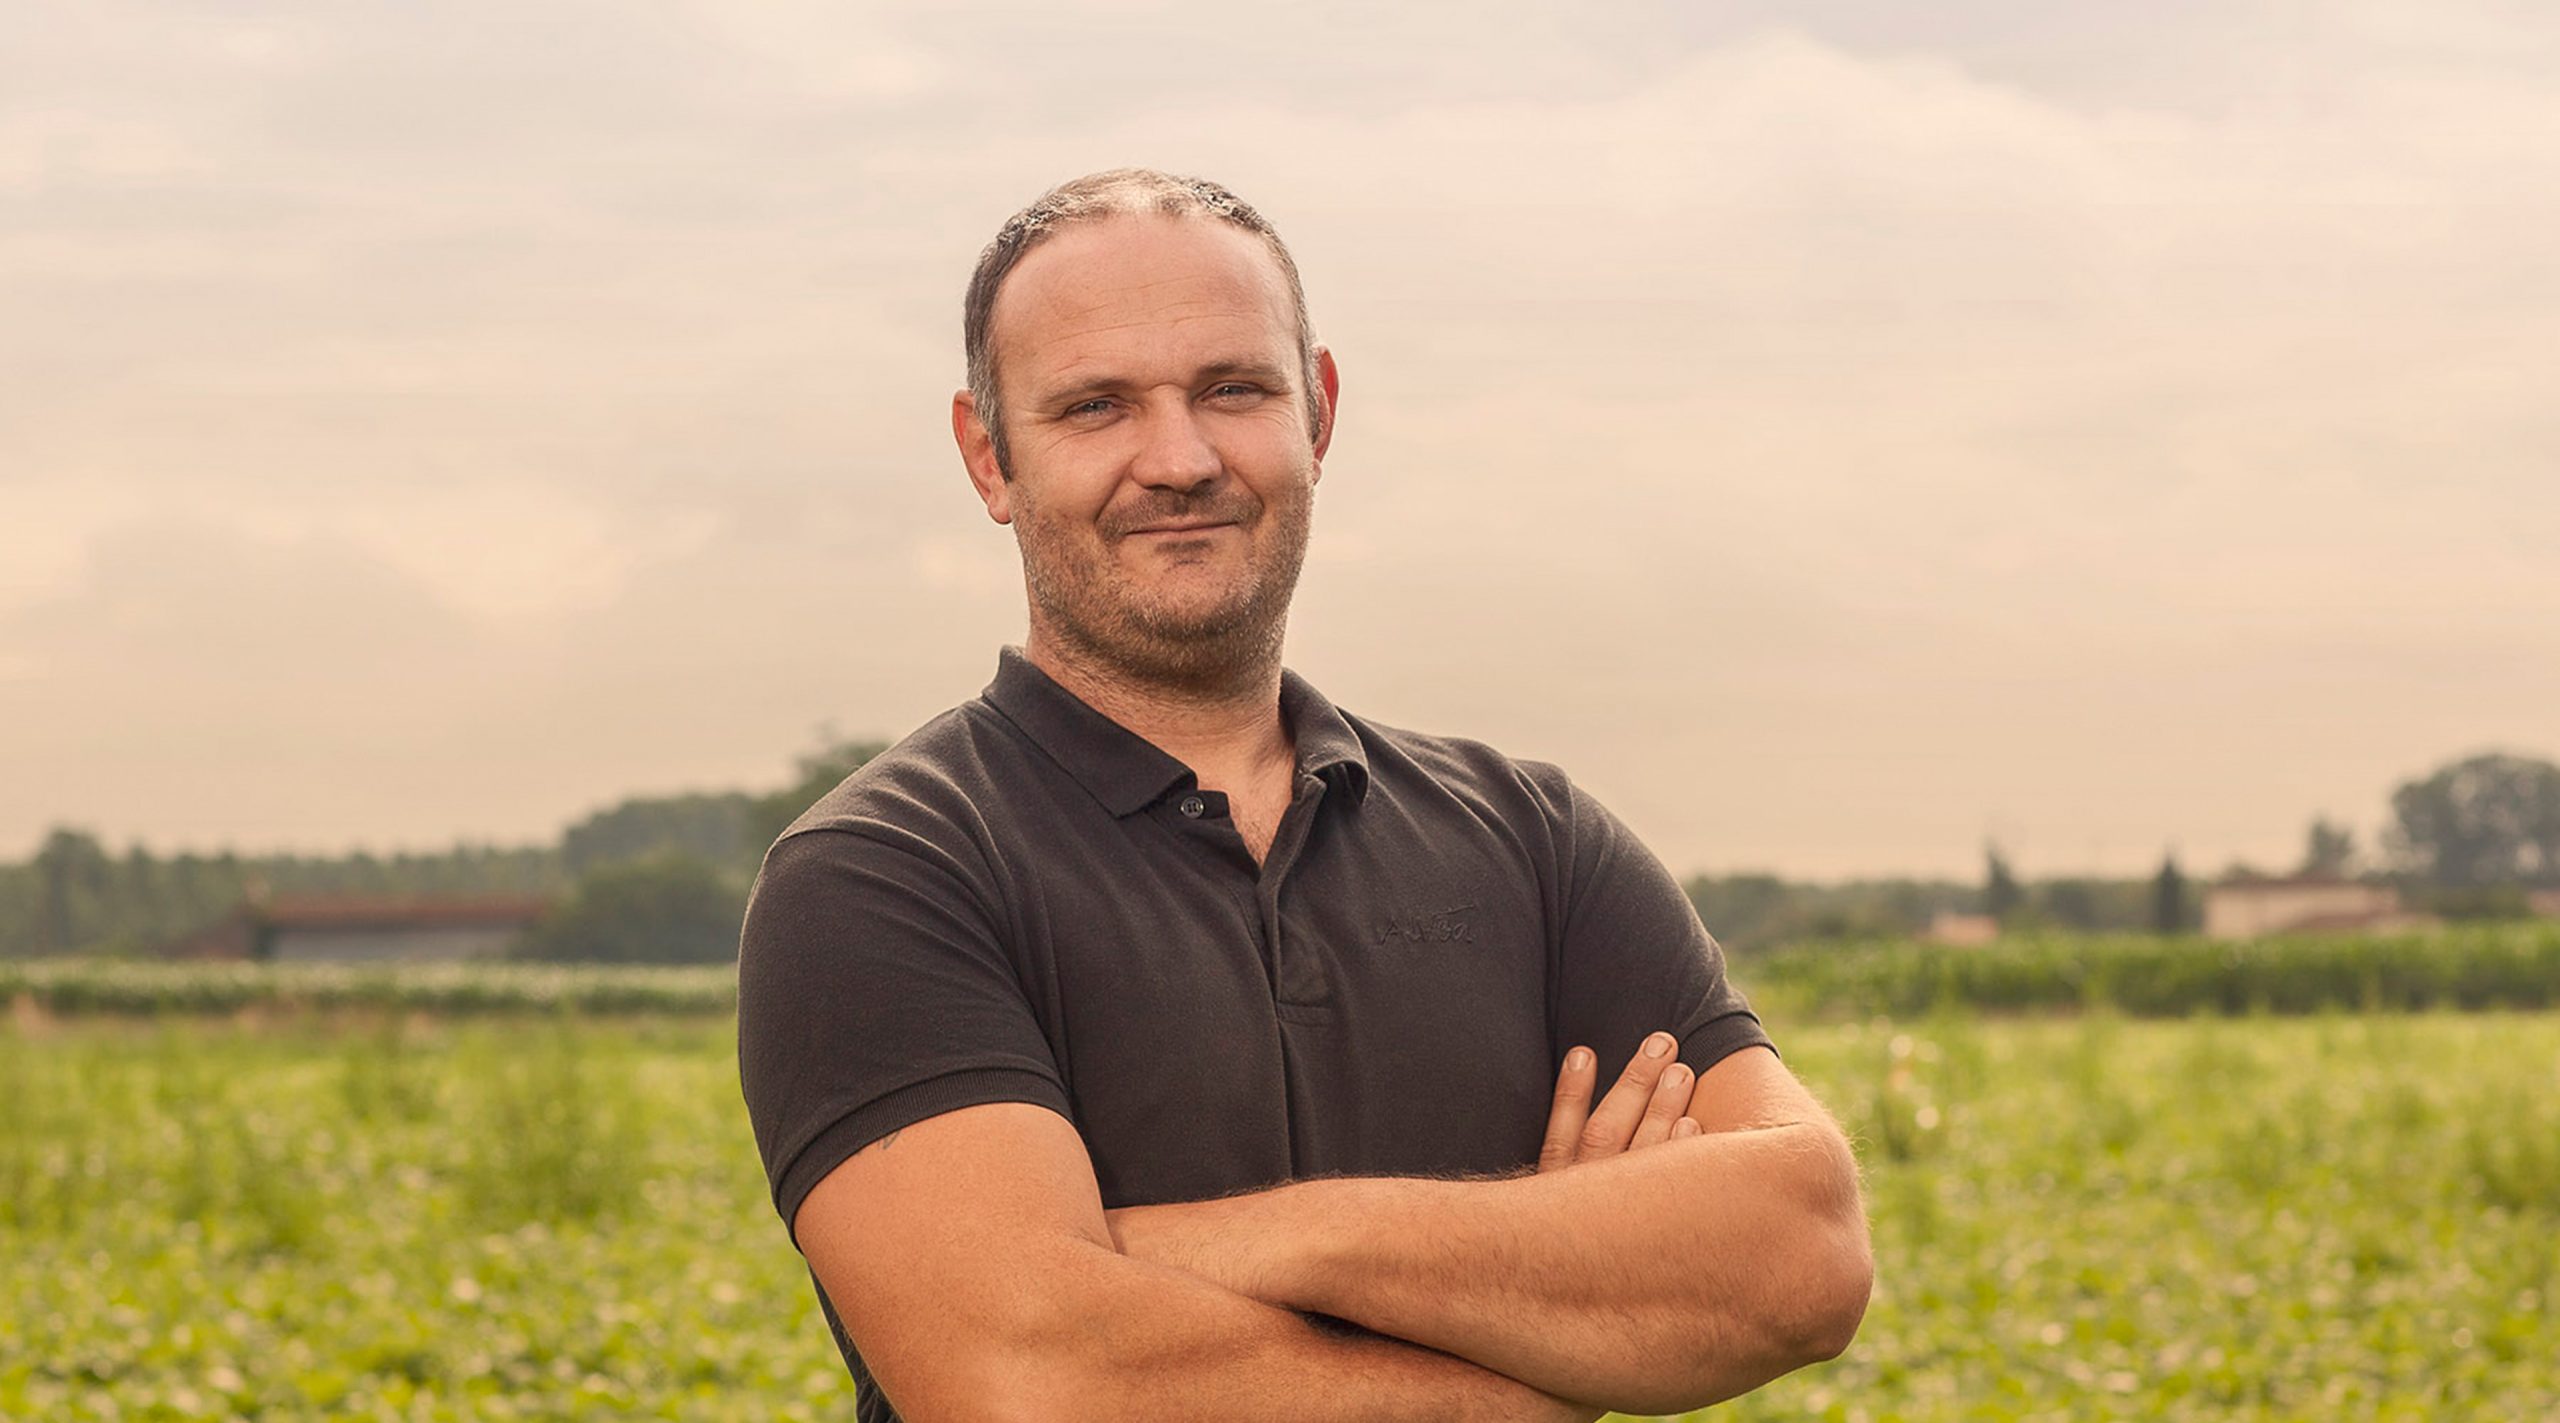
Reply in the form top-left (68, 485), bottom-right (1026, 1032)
top-left (1064, 397), bottom-right (1115, 417)
top-left (1207, 382), bottom-right (1262, 401)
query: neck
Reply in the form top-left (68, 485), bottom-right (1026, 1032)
top-left (1023, 625), bottom-right (1294, 782)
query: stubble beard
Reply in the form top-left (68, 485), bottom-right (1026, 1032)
top-left (1018, 487), bottom-right (1312, 698)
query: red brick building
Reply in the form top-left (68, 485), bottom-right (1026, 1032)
top-left (169, 895), bottom-right (552, 962)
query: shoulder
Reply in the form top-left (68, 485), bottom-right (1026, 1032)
top-left (778, 702), bottom-right (1020, 843)
top-left (747, 700), bottom-right (1042, 925)
top-left (1338, 705), bottom-right (1585, 830)
top-left (764, 693), bottom-right (1075, 874)
top-left (1333, 704), bottom-right (1653, 895)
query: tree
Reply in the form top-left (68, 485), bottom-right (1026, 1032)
top-left (516, 855), bottom-right (747, 964)
top-left (1682, 873), bottom-right (1793, 952)
top-left (2151, 852), bottom-right (2188, 934)
top-left (1983, 843), bottom-right (2022, 923)
top-left (2039, 878), bottom-right (2102, 930)
top-left (563, 793), bottom-right (760, 876)
top-left (34, 827), bottom-right (113, 955)
top-left (751, 732), bottom-right (891, 844)
top-left (2385, 751), bottom-right (2560, 887)
top-left (2297, 815), bottom-right (2358, 879)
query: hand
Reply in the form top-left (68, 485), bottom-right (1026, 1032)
top-left (1537, 1030), bottom-right (1700, 1173)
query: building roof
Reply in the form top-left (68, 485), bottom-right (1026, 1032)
top-left (251, 895), bottom-right (552, 931)
top-left (2207, 875), bottom-right (2386, 894)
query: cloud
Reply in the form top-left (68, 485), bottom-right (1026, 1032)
top-left (5, 1), bottom-right (2557, 872)
top-left (1, 517), bottom-right (511, 710)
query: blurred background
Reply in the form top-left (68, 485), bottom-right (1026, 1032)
top-left (4, 3), bottom-right (2556, 1420)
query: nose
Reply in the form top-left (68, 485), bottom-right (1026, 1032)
top-left (1128, 402), bottom-right (1222, 493)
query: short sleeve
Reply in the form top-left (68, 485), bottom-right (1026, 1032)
top-left (1539, 769), bottom-right (1774, 1085)
top-left (737, 826), bottom-right (1071, 1247)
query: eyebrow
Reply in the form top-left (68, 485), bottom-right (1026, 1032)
top-left (1032, 359), bottom-right (1297, 411)
top-left (1195, 359), bottom-right (1295, 388)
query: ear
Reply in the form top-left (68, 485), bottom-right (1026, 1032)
top-left (1309, 346), bottom-right (1341, 480)
top-left (953, 389), bottom-right (1013, 524)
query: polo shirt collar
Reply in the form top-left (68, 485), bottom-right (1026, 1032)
top-left (982, 646), bottom-right (1371, 818)
top-left (1281, 666), bottom-right (1372, 808)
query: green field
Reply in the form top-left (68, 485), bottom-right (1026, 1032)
top-left (5, 1000), bottom-right (2555, 1420)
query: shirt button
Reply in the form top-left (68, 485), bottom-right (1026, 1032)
top-left (1178, 794), bottom-right (1207, 818)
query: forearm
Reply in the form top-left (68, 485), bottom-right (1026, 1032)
top-left (1110, 1123), bottom-right (1870, 1414)
top-left (885, 1232), bottom-right (1596, 1423)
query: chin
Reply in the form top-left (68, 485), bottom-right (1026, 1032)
top-left (1121, 571), bottom-right (1263, 630)
top-left (1095, 595), bottom-right (1293, 686)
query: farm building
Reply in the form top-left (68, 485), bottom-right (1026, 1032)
top-left (1924, 910), bottom-right (2001, 947)
top-left (2201, 877), bottom-right (2430, 938)
top-left (168, 895), bottom-right (552, 962)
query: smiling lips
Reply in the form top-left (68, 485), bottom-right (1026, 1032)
top-left (1123, 521), bottom-right (1237, 538)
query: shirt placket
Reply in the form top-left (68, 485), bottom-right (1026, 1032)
top-left (1258, 771), bottom-right (1332, 1008)
top-left (1162, 770), bottom-right (1335, 1010)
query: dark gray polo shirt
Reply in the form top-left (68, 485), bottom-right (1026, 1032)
top-left (737, 646), bottom-right (1770, 1419)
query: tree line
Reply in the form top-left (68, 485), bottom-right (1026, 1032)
top-left (5, 745), bottom-right (2553, 961)
top-left (0, 736), bottom-right (885, 963)
top-left (1694, 749), bottom-right (2560, 952)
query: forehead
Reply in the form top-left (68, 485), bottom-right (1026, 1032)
top-left (990, 213), bottom-right (1299, 390)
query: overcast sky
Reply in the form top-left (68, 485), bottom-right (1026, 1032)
top-left (6, 0), bottom-right (2556, 879)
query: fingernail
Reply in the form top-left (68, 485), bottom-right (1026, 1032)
top-left (1644, 1033), bottom-right (1673, 1059)
top-left (1566, 1048), bottom-right (1589, 1072)
top-left (1666, 1064), bottom-right (1690, 1086)
top-left (1674, 1118), bottom-right (1700, 1138)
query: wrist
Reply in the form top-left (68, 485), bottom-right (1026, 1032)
top-left (1267, 1175), bottom-right (1399, 1317)
top-left (1105, 1183), bottom-right (1334, 1307)
top-left (1225, 1176), bottom-right (1351, 1309)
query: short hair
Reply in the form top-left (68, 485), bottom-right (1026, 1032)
top-left (962, 168), bottom-right (1321, 474)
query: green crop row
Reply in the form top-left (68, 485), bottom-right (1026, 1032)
top-left (10, 920), bottom-right (2558, 1021)
top-left (0, 959), bottom-right (738, 1018)
top-left (6, 1012), bottom-right (2555, 1420)
top-left (1742, 921), bottom-right (2560, 1018)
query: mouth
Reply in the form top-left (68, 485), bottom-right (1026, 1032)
top-left (1123, 521), bottom-right (1237, 538)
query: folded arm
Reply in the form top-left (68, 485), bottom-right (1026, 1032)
top-left (1106, 1041), bottom-right (1873, 1416)
top-left (795, 1100), bottom-right (1603, 1423)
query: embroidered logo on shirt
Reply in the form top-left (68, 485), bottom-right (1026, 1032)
top-left (1374, 904), bottom-right (1476, 946)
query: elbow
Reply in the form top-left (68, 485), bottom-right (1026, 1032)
top-left (886, 1283), bottom-right (1130, 1423)
top-left (965, 1387), bottom-right (1106, 1423)
top-left (1701, 1127), bottom-right (1873, 1398)
top-left (927, 1292), bottom-right (1238, 1423)
top-left (1589, 1125), bottom-right (1875, 1416)
top-left (1619, 1151), bottom-right (1874, 1415)
top-left (917, 1348), bottom-right (1109, 1423)
top-left (969, 1334), bottom-right (1154, 1423)
top-left (1786, 1211), bottom-right (1873, 1364)
top-left (1775, 1127), bottom-right (1874, 1367)
top-left (1701, 1213), bottom-right (1870, 1400)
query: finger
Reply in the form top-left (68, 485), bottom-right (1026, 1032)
top-left (1576, 1030), bottom-right (1680, 1161)
top-left (1629, 1061), bottom-right (1695, 1150)
top-left (1672, 1116), bottom-right (1701, 1139)
top-left (1537, 1047), bottom-right (1597, 1173)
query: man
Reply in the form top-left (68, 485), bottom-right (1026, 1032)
top-left (738, 169), bottom-right (1871, 1423)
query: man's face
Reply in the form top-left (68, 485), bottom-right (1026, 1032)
top-left (955, 213), bottom-right (1337, 687)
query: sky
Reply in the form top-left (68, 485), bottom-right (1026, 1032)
top-left (5, 0), bottom-right (2557, 880)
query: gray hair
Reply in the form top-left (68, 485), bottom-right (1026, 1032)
top-left (962, 168), bottom-right (1321, 474)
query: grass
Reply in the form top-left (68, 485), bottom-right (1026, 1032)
top-left (14, 920), bottom-right (2557, 1024)
top-left (4, 1007), bottom-right (2555, 1420)
top-left (1740, 920), bottom-right (2560, 1019)
top-left (1698, 1006), bottom-right (2560, 1423)
top-left (2, 1014), bottom-right (844, 1422)
top-left (0, 959), bottom-right (737, 1017)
